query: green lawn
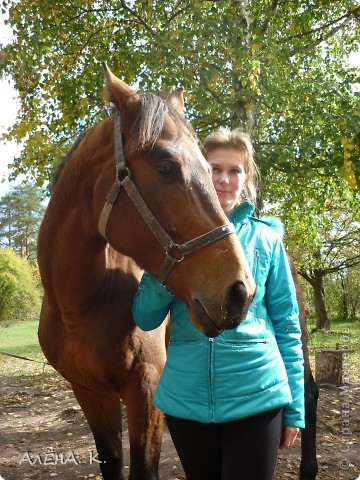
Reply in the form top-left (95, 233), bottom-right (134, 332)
top-left (0, 320), bottom-right (46, 380)
top-left (0, 318), bottom-right (359, 383)
top-left (0, 320), bottom-right (43, 358)
top-left (306, 318), bottom-right (360, 380)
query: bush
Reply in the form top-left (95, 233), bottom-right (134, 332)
top-left (0, 248), bottom-right (42, 324)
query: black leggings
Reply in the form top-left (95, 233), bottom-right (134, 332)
top-left (166, 408), bottom-right (282, 480)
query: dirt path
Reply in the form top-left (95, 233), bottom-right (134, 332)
top-left (0, 372), bottom-right (359, 479)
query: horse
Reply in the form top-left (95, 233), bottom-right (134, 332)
top-left (288, 257), bottom-right (319, 480)
top-left (37, 63), bottom-right (256, 480)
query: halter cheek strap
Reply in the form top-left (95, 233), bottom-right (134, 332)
top-left (98, 114), bottom-right (124, 239)
top-left (98, 112), bottom-right (235, 283)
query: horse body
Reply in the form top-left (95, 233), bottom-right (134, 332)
top-left (38, 115), bottom-right (167, 479)
top-left (38, 66), bottom-right (256, 479)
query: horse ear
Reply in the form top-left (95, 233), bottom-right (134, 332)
top-left (166, 87), bottom-right (184, 115)
top-left (102, 62), bottom-right (140, 110)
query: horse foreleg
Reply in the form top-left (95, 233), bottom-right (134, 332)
top-left (71, 383), bottom-right (125, 480)
top-left (300, 373), bottom-right (319, 480)
top-left (122, 370), bottom-right (164, 480)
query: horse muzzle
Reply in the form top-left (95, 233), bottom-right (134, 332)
top-left (190, 279), bottom-right (256, 337)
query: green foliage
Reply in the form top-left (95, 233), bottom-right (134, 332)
top-left (275, 194), bottom-right (360, 328)
top-left (0, 248), bottom-right (43, 324)
top-left (280, 194), bottom-right (360, 275)
top-left (325, 269), bottom-right (360, 321)
top-left (0, 0), bottom-right (359, 195)
top-left (1, 1), bottom-right (359, 328)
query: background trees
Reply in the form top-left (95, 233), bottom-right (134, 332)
top-left (1, 0), bottom-right (359, 327)
top-left (281, 199), bottom-right (360, 329)
top-left (0, 184), bottom-right (45, 261)
top-left (0, 184), bottom-right (44, 324)
top-left (1, 1), bottom-right (359, 184)
top-left (0, 248), bottom-right (42, 324)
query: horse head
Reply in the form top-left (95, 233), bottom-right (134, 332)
top-left (95, 64), bottom-right (256, 337)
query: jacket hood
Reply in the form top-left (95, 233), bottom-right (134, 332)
top-left (228, 201), bottom-right (255, 225)
top-left (229, 203), bottom-right (284, 239)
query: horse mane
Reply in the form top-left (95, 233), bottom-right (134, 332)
top-left (52, 129), bottom-right (88, 187)
top-left (52, 92), bottom-right (194, 188)
top-left (127, 92), bottom-right (195, 155)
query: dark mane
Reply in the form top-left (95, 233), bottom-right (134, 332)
top-left (52, 130), bottom-right (88, 186)
top-left (52, 92), bottom-right (195, 189)
top-left (127, 92), bottom-right (194, 155)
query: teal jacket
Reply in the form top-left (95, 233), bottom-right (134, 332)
top-left (132, 202), bottom-right (305, 428)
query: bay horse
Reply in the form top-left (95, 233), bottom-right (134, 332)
top-left (37, 64), bottom-right (256, 480)
top-left (289, 257), bottom-right (319, 480)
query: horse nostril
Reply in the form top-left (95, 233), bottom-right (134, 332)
top-left (226, 280), bottom-right (251, 318)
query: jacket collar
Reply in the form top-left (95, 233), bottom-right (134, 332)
top-left (228, 201), bottom-right (255, 225)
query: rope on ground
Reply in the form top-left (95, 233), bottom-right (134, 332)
top-left (0, 350), bottom-right (50, 365)
top-left (0, 351), bottom-right (51, 390)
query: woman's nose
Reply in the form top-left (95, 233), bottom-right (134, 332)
top-left (218, 172), bottom-right (230, 184)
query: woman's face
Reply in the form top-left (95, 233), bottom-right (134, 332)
top-left (207, 148), bottom-right (250, 214)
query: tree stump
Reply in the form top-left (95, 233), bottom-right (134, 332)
top-left (315, 349), bottom-right (343, 386)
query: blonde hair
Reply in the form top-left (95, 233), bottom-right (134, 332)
top-left (202, 128), bottom-right (260, 207)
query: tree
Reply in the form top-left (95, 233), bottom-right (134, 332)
top-left (1, 1), bottom-right (359, 326)
top-left (325, 268), bottom-right (360, 321)
top-left (278, 196), bottom-right (360, 329)
top-left (0, 248), bottom-right (42, 324)
top-left (339, 267), bottom-right (360, 320)
top-left (0, 183), bottom-right (46, 260)
top-left (0, 1), bottom-right (359, 193)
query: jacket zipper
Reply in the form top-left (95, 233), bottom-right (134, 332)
top-left (209, 337), bottom-right (214, 422)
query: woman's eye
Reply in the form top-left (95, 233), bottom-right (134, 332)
top-left (156, 161), bottom-right (176, 177)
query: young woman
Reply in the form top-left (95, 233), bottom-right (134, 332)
top-left (132, 129), bottom-right (304, 480)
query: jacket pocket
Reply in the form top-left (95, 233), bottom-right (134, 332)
top-left (222, 337), bottom-right (271, 347)
top-left (169, 338), bottom-right (204, 346)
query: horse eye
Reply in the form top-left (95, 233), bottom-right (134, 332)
top-left (156, 161), bottom-right (176, 177)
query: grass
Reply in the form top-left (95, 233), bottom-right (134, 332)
top-left (306, 317), bottom-right (360, 380)
top-left (0, 320), bottom-right (43, 359)
top-left (1, 318), bottom-right (359, 384)
top-left (0, 319), bottom-right (50, 383)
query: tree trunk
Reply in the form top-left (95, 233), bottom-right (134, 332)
top-left (339, 272), bottom-right (349, 320)
top-left (315, 349), bottom-right (343, 385)
top-left (313, 271), bottom-right (331, 330)
top-left (231, 0), bottom-right (257, 133)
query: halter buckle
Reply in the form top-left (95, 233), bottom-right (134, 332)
top-left (166, 244), bottom-right (185, 263)
top-left (118, 166), bottom-right (131, 182)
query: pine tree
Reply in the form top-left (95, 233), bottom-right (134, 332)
top-left (0, 184), bottom-right (45, 261)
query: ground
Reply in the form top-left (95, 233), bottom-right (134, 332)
top-left (0, 371), bottom-right (359, 480)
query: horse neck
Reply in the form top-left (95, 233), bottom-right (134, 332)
top-left (40, 119), bottom-right (116, 312)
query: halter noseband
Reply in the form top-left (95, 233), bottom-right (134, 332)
top-left (98, 113), bottom-right (235, 283)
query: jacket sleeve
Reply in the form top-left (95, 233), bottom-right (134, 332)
top-left (265, 237), bottom-right (305, 429)
top-left (132, 272), bottom-right (174, 331)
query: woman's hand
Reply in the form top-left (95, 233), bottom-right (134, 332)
top-left (279, 426), bottom-right (300, 449)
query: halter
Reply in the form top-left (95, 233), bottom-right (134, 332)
top-left (98, 113), bottom-right (235, 283)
